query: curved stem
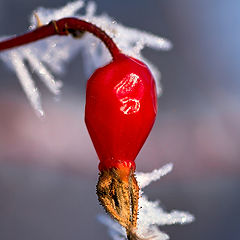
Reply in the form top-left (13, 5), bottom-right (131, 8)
top-left (0, 17), bottom-right (121, 60)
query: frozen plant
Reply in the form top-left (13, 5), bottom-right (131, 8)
top-left (0, 1), bottom-right (194, 239)
top-left (98, 164), bottom-right (194, 240)
top-left (0, 0), bottom-right (171, 116)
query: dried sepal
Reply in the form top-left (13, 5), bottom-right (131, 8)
top-left (96, 167), bottom-right (141, 239)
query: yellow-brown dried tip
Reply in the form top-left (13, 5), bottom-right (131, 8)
top-left (96, 167), bottom-right (141, 240)
top-left (33, 12), bottom-right (42, 28)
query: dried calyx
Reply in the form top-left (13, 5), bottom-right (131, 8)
top-left (97, 167), bottom-right (144, 240)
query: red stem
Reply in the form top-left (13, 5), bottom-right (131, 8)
top-left (0, 17), bottom-right (121, 60)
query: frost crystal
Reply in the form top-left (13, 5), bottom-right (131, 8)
top-left (98, 164), bottom-right (194, 240)
top-left (0, 0), bottom-right (171, 116)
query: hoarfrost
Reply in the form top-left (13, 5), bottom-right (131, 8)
top-left (98, 164), bottom-right (194, 240)
top-left (0, 0), bottom-right (171, 116)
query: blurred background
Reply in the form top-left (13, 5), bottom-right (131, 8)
top-left (0, 0), bottom-right (240, 239)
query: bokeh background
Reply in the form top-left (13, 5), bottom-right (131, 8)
top-left (0, 0), bottom-right (240, 239)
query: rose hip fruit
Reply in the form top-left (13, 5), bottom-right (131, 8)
top-left (85, 53), bottom-right (157, 239)
top-left (85, 53), bottom-right (157, 171)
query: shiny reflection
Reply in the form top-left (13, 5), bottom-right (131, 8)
top-left (119, 97), bottom-right (140, 115)
top-left (114, 73), bottom-right (144, 115)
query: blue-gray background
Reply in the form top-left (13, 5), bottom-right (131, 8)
top-left (0, 1), bottom-right (239, 240)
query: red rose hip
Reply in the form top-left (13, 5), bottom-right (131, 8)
top-left (85, 53), bottom-right (157, 239)
top-left (85, 53), bottom-right (157, 171)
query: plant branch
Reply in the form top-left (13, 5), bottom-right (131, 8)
top-left (0, 17), bottom-right (121, 60)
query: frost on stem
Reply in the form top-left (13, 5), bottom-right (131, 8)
top-left (0, 0), bottom-right (171, 116)
top-left (98, 164), bottom-right (194, 240)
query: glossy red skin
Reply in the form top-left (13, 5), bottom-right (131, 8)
top-left (85, 54), bottom-right (157, 171)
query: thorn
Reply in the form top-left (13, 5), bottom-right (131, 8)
top-left (33, 12), bottom-right (42, 28)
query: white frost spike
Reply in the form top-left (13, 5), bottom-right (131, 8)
top-left (0, 0), bottom-right (171, 115)
top-left (98, 164), bottom-right (194, 240)
top-left (29, 0), bottom-right (85, 27)
top-left (22, 48), bottom-right (62, 95)
top-left (8, 50), bottom-right (44, 117)
top-left (137, 163), bottom-right (173, 189)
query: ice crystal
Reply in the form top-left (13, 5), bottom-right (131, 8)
top-left (0, 0), bottom-right (171, 116)
top-left (98, 164), bottom-right (194, 240)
